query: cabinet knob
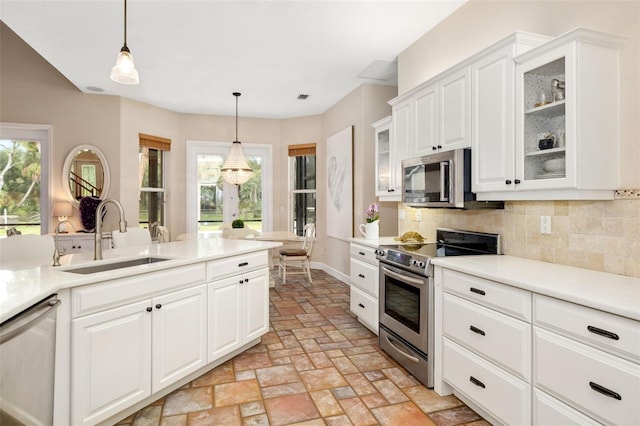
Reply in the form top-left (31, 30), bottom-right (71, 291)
top-left (155, 304), bottom-right (162, 309)
top-left (239, 280), bottom-right (244, 284)
top-left (387, 189), bottom-right (395, 193)
top-left (146, 307), bottom-right (152, 312)
top-left (358, 274), bottom-right (365, 279)
top-left (358, 251), bottom-right (365, 256)
top-left (77, 245), bottom-right (82, 249)
top-left (358, 303), bottom-right (365, 309)
top-left (432, 146), bottom-right (437, 151)
top-left (245, 278), bottom-right (249, 283)
top-left (505, 179), bottom-right (512, 185)
top-left (514, 179), bottom-right (521, 184)
top-left (437, 145), bottom-right (442, 149)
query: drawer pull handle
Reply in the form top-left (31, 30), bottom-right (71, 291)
top-left (589, 381), bottom-right (622, 401)
top-left (358, 303), bottom-right (365, 309)
top-left (155, 304), bottom-right (162, 309)
top-left (469, 376), bottom-right (486, 389)
top-left (358, 273), bottom-right (365, 279)
top-left (238, 262), bottom-right (249, 267)
top-left (587, 325), bottom-right (619, 341)
top-left (470, 287), bottom-right (486, 296)
top-left (358, 251), bottom-right (365, 256)
top-left (469, 325), bottom-right (485, 336)
top-left (146, 307), bottom-right (152, 312)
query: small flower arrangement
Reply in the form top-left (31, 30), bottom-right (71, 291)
top-left (365, 202), bottom-right (379, 223)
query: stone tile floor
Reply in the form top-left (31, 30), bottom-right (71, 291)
top-left (116, 270), bottom-right (488, 426)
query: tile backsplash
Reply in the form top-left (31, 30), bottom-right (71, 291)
top-left (398, 199), bottom-right (640, 278)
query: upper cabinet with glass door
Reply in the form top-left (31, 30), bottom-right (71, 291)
top-left (477, 28), bottom-right (624, 200)
top-left (373, 116), bottom-right (400, 200)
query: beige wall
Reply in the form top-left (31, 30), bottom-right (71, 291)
top-left (397, 0), bottom-right (640, 278)
top-left (321, 84), bottom-right (397, 276)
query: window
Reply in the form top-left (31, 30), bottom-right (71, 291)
top-left (289, 143), bottom-right (316, 236)
top-left (139, 134), bottom-right (169, 239)
top-left (0, 123), bottom-right (51, 235)
top-left (186, 141), bottom-right (272, 234)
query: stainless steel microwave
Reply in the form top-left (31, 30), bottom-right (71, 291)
top-left (402, 148), bottom-right (503, 209)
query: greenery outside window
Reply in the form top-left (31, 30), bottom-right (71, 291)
top-left (289, 143), bottom-right (316, 236)
top-left (139, 134), bottom-right (169, 239)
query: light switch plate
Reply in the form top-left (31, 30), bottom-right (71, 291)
top-left (540, 216), bottom-right (551, 234)
top-left (398, 209), bottom-right (405, 220)
top-left (416, 210), bottom-right (422, 221)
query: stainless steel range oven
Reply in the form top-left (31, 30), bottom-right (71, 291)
top-left (376, 228), bottom-right (500, 388)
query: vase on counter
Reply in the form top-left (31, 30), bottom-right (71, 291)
top-left (359, 220), bottom-right (379, 240)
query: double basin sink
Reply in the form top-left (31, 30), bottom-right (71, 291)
top-left (63, 256), bottom-right (171, 274)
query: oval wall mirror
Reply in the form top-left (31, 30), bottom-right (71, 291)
top-left (62, 144), bottom-right (110, 204)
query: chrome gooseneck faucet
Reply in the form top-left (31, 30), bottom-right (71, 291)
top-left (95, 199), bottom-right (127, 260)
top-left (52, 220), bottom-right (75, 266)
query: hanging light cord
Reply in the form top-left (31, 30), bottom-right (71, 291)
top-left (233, 92), bottom-right (241, 141)
top-left (123, 0), bottom-right (129, 51)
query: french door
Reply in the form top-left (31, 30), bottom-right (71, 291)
top-left (186, 141), bottom-right (271, 234)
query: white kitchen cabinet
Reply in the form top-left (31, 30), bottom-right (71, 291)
top-left (440, 268), bottom-right (532, 425)
top-left (349, 241), bottom-right (379, 333)
top-left (378, 98), bottom-right (411, 202)
top-left (70, 264), bottom-right (207, 426)
top-left (471, 32), bottom-right (551, 193)
top-left (533, 294), bottom-right (640, 426)
top-left (373, 116), bottom-right (395, 199)
top-left (208, 267), bottom-right (269, 361)
top-left (477, 28), bottom-right (624, 200)
top-left (71, 284), bottom-right (207, 426)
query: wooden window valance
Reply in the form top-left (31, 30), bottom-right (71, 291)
top-left (288, 143), bottom-right (316, 157)
top-left (139, 133), bottom-right (171, 151)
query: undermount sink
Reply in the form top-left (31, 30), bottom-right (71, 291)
top-left (63, 257), bottom-right (172, 274)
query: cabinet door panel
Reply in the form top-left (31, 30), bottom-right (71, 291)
top-left (414, 83), bottom-right (438, 156)
top-left (244, 268), bottom-right (269, 342)
top-left (391, 99), bottom-right (412, 195)
top-left (208, 276), bottom-right (242, 362)
top-left (472, 47), bottom-right (515, 192)
top-left (72, 300), bottom-right (151, 426)
top-left (439, 67), bottom-right (470, 150)
top-left (152, 285), bottom-right (207, 392)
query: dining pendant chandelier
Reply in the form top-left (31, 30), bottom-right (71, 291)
top-left (110, 0), bottom-right (140, 85)
top-left (221, 92), bottom-right (253, 185)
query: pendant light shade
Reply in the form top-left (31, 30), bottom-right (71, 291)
top-left (221, 92), bottom-right (253, 185)
top-left (110, 0), bottom-right (140, 85)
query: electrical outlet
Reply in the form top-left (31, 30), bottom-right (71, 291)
top-left (416, 210), bottom-right (422, 221)
top-left (540, 215), bottom-right (551, 234)
top-left (398, 209), bottom-right (405, 220)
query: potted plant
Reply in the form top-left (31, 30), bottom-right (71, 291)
top-left (232, 219), bottom-right (245, 229)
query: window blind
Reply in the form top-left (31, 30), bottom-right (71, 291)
top-left (288, 143), bottom-right (316, 157)
top-left (139, 133), bottom-right (171, 151)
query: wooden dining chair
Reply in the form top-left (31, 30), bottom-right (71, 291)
top-left (278, 223), bottom-right (315, 284)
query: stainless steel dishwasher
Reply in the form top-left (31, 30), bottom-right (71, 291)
top-left (0, 294), bottom-right (61, 426)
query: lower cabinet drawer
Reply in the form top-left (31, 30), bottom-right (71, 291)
top-left (534, 328), bottom-right (640, 426)
top-left (350, 286), bottom-right (378, 334)
top-left (533, 389), bottom-right (600, 426)
top-left (443, 338), bottom-right (530, 426)
top-left (443, 292), bottom-right (531, 381)
top-left (350, 257), bottom-right (378, 296)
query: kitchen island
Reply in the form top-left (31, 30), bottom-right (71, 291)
top-left (0, 237), bottom-right (281, 426)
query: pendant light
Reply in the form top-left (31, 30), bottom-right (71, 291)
top-left (221, 92), bottom-right (253, 185)
top-left (110, 0), bottom-right (140, 85)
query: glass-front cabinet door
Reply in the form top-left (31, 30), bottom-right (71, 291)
top-left (516, 50), bottom-right (571, 190)
top-left (373, 116), bottom-right (393, 197)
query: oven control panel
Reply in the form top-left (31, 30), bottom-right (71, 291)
top-left (376, 248), bottom-right (431, 276)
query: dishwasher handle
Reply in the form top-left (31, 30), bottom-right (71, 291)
top-left (0, 295), bottom-right (61, 345)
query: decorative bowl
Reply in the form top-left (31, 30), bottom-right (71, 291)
top-left (543, 159), bottom-right (565, 173)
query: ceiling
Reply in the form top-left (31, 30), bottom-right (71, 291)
top-left (0, 0), bottom-right (466, 119)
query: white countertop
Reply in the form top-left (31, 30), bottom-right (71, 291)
top-left (350, 236), bottom-right (408, 248)
top-left (0, 238), bottom-right (281, 323)
top-left (432, 255), bottom-right (640, 321)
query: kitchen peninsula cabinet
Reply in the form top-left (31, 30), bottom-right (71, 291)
top-left (476, 28), bottom-right (624, 201)
top-left (207, 251), bottom-right (269, 361)
top-left (70, 265), bottom-right (207, 426)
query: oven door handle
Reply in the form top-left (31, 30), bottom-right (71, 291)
top-left (384, 334), bottom-right (420, 363)
top-left (382, 267), bottom-right (425, 286)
